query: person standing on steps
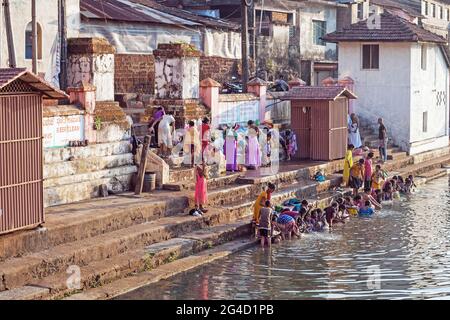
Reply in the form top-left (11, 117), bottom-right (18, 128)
top-left (378, 118), bottom-right (388, 163)
top-left (348, 113), bottom-right (362, 149)
top-left (343, 144), bottom-right (355, 187)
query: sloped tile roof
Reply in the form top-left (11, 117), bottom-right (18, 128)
top-left (323, 12), bottom-right (447, 43)
top-left (0, 68), bottom-right (68, 99)
top-left (281, 86), bottom-right (357, 101)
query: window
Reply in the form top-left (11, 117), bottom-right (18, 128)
top-left (440, 6), bottom-right (444, 19)
top-left (421, 44), bottom-right (427, 70)
top-left (357, 2), bottom-right (364, 20)
top-left (313, 20), bottom-right (326, 46)
top-left (431, 3), bottom-right (436, 17)
top-left (423, 111), bottom-right (428, 133)
top-left (447, 8), bottom-right (450, 21)
top-left (25, 22), bottom-right (42, 60)
top-left (362, 44), bottom-right (379, 69)
top-left (424, 1), bottom-right (428, 15)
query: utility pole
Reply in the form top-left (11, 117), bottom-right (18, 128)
top-left (31, 0), bottom-right (38, 74)
top-left (3, 0), bottom-right (16, 67)
top-left (241, 0), bottom-right (251, 92)
top-left (59, 0), bottom-right (68, 90)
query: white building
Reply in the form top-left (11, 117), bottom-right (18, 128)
top-left (324, 12), bottom-right (450, 155)
top-left (0, 0), bottom-right (80, 83)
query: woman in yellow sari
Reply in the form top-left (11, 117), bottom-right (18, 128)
top-left (343, 144), bottom-right (354, 187)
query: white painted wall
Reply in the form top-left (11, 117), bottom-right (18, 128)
top-left (0, 0), bottom-right (80, 75)
top-left (409, 43), bottom-right (449, 154)
top-left (300, 3), bottom-right (337, 61)
top-left (338, 41), bottom-right (449, 154)
top-left (338, 42), bottom-right (412, 150)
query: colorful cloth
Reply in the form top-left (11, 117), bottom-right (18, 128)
top-left (253, 191), bottom-right (268, 223)
top-left (225, 129), bottom-right (238, 171)
top-left (194, 171), bottom-right (208, 205)
top-left (343, 149), bottom-right (353, 185)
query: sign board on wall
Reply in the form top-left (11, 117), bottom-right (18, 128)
top-left (43, 115), bottom-right (85, 148)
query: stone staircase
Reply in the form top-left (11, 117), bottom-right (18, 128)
top-left (1, 144), bottom-right (450, 300)
top-left (359, 126), bottom-right (409, 162)
top-left (0, 159), bottom-right (346, 300)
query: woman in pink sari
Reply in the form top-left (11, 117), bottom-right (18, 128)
top-left (246, 120), bottom-right (261, 169)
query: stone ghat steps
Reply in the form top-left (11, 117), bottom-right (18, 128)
top-left (163, 172), bottom-right (242, 192)
top-left (396, 154), bottom-right (450, 178)
top-left (44, 154), bottom-right (135, 180)
top-left (25, 219), bottom-right (253, 300)
top-left (44, 169), bottom-right (137, 208)
top-left (44, 141), bottom-right (133, 164)
top-left (58, 191), bottom-right (341, 300)
top-left (417, 168), bottom-right (448, 181)
top-left (0, 203), bottom-right (253, 293)
top-left (0, 195), bottom-right (189, 262)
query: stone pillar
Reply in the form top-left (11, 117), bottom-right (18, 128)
top-left (153, 43), bottom-right (201, 100)
top-left (338, 76), bottom-right (355, 114)
top-left (200, 78), bottom-right (221, 128)
top-left (247, 78), bottom-right (267, 122)
top-left (68, 83), bottom-right (97, 143)
top-left (67, 37), bottom-right (115, 102)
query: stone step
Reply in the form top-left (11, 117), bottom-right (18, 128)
top-left (0, 194), bottom-right (188, 262)
top-left (0, 204), bottom-right (250, 292)
top-left (7, 219), bottom-right (252, 300)
top-left (397, 154), bottom-right (450, 178)
top-left (388, 151), bottom-right (409, 161)
top-left (44, 141), bottom-right (132, 164)
top-left (163, 172), bottom-right (242, 191)
top-left (44, 169), bottom-right (137, 207)
top-left (44, 154), bottom-right (135, 180)
top-left (417, 168), bottom-right (448, 181)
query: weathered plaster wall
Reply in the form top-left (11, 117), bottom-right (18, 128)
top-left (155, 57), bottom-right (199, 99)
top-left (338, 42), bottom-right (412, 151)
top-left (67, 53), bottom-right (115, 101)
top-left (409, 43), bottom-right (449, 154)
top-left (300, 4), bottom-right (337, 61)
top-left (0, 0), bottom-right (80, 75)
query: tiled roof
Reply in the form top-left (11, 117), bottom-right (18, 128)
top-left (323, 12), bottom-right (447, 43)
top-left (281, 86), bottom-right (357, 101)
top-left (80, 0), bottom-right (239, 30)
top-left (0, 68), bottom-right (68, 99)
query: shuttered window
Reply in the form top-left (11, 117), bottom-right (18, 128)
top-left (313, 20), bottom-right (326, 46)
top-left (362, 44), bottom-right (379, 69)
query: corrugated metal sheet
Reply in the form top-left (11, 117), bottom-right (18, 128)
top-left (291, 101), bottom-right (311, 159)
top-left (0, 90), bottom-right (44, 234)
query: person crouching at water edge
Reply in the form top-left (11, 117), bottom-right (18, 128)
top-left (349, 158), bottom-right (365, 196)
top-left (258, 201), bottom-right (273, 248)
top-left (252, 183), bottom-right (276, 237)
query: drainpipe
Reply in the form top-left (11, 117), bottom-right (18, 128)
top-left (3, 0), bottom-right (16, 68)
top-left (31, 0), bottom-right (38, 74)
top-left (59, 0), bottom-right (68, 90)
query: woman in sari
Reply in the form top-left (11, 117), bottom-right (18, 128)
top-left (224, 125), bottom-right (238, 171)
top-left (343, 144), bottom-right (354, 187)
top-left (246, 120), bottom-right (261, 169)
top-left (348, 113), bottom-right (362, 148)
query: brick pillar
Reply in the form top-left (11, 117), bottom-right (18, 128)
top-left (322, 77), bottom-right (337, 86)
top-left (247, 78), bottom-right (267, 122)
top-left (68, 83), bottom-right (97, 144)
top-left (288, 77), bottom-right (306, 89)
top-left (200, 78), bottom-right (221, 128)
top-left (338, 76), bottom-right (355, 114)
top-left (153, 43), bottom-right (201, 100)
top-left (67, 37), bottom-right (116, 102)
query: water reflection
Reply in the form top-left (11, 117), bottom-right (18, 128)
top-left (118, 177), bottom-right (450, 300)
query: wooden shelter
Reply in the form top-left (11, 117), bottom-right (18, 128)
top-left (282, 86), bottom-right (357, 161)
top-left (0, 68), bottom-right (68, 234)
